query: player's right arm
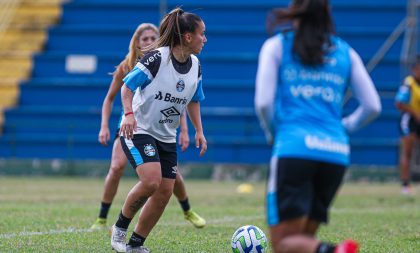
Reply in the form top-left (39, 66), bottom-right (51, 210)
top-left (99, 64), bottom-right (126, 146)
top-left (120, 84), bottom-right (136, 139)
top-left (255, 36), bottom-right (282, 145)
top-left (120, 50), bottom-right (161, 139)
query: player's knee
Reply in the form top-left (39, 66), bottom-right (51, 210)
top-left (109, 164), bottom-right (125, 177)
top-left (274, 238), bottom-right (294, 253)
top-left (142, 179), bottom-right (161, 194)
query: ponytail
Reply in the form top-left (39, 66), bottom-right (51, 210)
top-left (150, 7), bottom-right (202, 53)
top-left (267, 0), bottom-right (335, 65)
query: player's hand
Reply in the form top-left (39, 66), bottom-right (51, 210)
top-left (120, 115), bottom-right (137, 139)
top-left (98, 127), bottom-right (110, 146)
top-left (195, 131), bottom-right (207, 156)
top-left (178, 130), bottom-right (190, 152)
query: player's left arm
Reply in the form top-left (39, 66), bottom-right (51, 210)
top-left (187, 63), bottom-right (206, 156)
top-left (178, 110), bottom-right (190, 152)
top-left (187, 102), bottom-right (206, 156)
top-left (341, 48), bottom-right (382, 133)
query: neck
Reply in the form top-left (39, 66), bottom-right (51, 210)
top-left (172, 45), bottom-right (191, 63)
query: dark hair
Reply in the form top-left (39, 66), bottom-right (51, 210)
top-left (152, 7), bottom-right (202, 51)
top-left (268, 0), bottom-right (335, 65)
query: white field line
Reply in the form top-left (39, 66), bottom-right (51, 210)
top-left (0, 228), bottom-right (94, 239)
top-left (0, 215), bottom-right (265, 239)
top-left (1, 206), bottom-right (417, 239)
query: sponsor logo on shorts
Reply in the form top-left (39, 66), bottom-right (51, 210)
top-left (144, 144), bottom-right (156, 157)
top-left (171, 166), bottom-right (177, 174)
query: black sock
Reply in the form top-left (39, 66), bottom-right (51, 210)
top-left (99, 202), bottom-right (112, 219)
top-left (179, 198), bottom-right (191, 212)
top-left (128, 231), bottom-right (146, 247)
top-left (316, 242), bottom-right (336, 253)
top-left (115, 211), bottom-right (132, 229)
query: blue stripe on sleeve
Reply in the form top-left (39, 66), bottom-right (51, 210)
top-left (395, 85), bottom-right (411, 104)
top-left (123, 66), bottom-right (152, 92)
top-left (191, 80), bottom-right (205, 102)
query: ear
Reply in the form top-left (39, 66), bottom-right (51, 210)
top-left (184, 33), bottom-right (193, 43)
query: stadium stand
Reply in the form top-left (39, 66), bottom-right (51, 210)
top-left (0, 0), bottom-right (412, 166)
top-left (0, 0), bottom-right (61, 127)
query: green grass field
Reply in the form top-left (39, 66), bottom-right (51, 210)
top-left (0, 177), bottom-right (419, 252)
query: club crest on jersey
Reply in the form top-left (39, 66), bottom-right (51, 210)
top-left (176, 79), bottom-right (185, 92)
top-left (144, 144), bottom-right (156, 157)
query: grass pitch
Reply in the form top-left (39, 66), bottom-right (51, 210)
top-left (0, 177), bottom-right (419, 252)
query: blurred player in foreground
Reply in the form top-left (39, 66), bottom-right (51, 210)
top-left (255, 0), bottom-right (381, 252)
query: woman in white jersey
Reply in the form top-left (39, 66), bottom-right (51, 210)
top-left (111, 8), bottom-right (207, 253)
top-left (255, 0), bottom-right (381, 253)
top-left (91, 23), bottom-right (205, 231)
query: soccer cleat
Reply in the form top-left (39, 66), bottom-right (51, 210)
top-left (401, 186), bottom-right (413, 195)
top-left (334, 239), bottom-right (359, 253)
top-left (184, 210), bottom-right (206, 228)
top-left (111, 224), bottom-right (127, 253)
top-left (126, 245), bottom-right (151, 253)
top-left (90, 218), bottom-right (107, 230)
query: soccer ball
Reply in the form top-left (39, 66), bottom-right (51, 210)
top-left (231, 225), bottom-right (268, 253)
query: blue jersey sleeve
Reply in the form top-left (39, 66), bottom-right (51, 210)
top-left (395, 85), bottom-right (411, 104)
top-left (191, 79), bottom-right (205, 102)
top-left (123, 66), bottom-right (152, 92)
top-left (191, 64), bottom-right (204, 102)
top-left (123, 49), bottom-right (161, 92)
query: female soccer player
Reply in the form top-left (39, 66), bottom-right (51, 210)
top-left (91, 23), bottom-right (205, 232)
top-left (255, 0), bottom-right (381, 252)
top-left (110, 8), bottom-right (207, 253)
top-left (395, 56), bottom-right (420, 195)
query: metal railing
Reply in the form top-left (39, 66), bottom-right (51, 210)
top-left (400, 0), bottom-right (419, 78)
top-left (343, 0), bottom-right (419, 103)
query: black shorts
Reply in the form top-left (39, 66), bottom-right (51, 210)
top-left (120, 134), bottom-right (177, 179)
top-left (266, 157), bottom-right (346, 226)
top-left (400, 113), bottom-right (420, 136)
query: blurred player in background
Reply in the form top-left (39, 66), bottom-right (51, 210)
top-left (255, 0), bottom-right (381, 252)
top-left (91, 22), bottom-right (205, 232)
top-left (110, 8), bottom-right (207, 253)
top-left (395, 56), bottom-right (420, 195)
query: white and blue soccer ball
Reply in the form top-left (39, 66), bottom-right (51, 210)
top-left (231, 225), bottom-right (268, 253)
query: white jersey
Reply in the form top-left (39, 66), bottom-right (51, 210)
top-left (122, 46), bottom-right (204, 143)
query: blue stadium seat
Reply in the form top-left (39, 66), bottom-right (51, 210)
top-left (45, 25), bottom-right (404, 58)
top-left (0, 0), bottom-right (410, 166)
